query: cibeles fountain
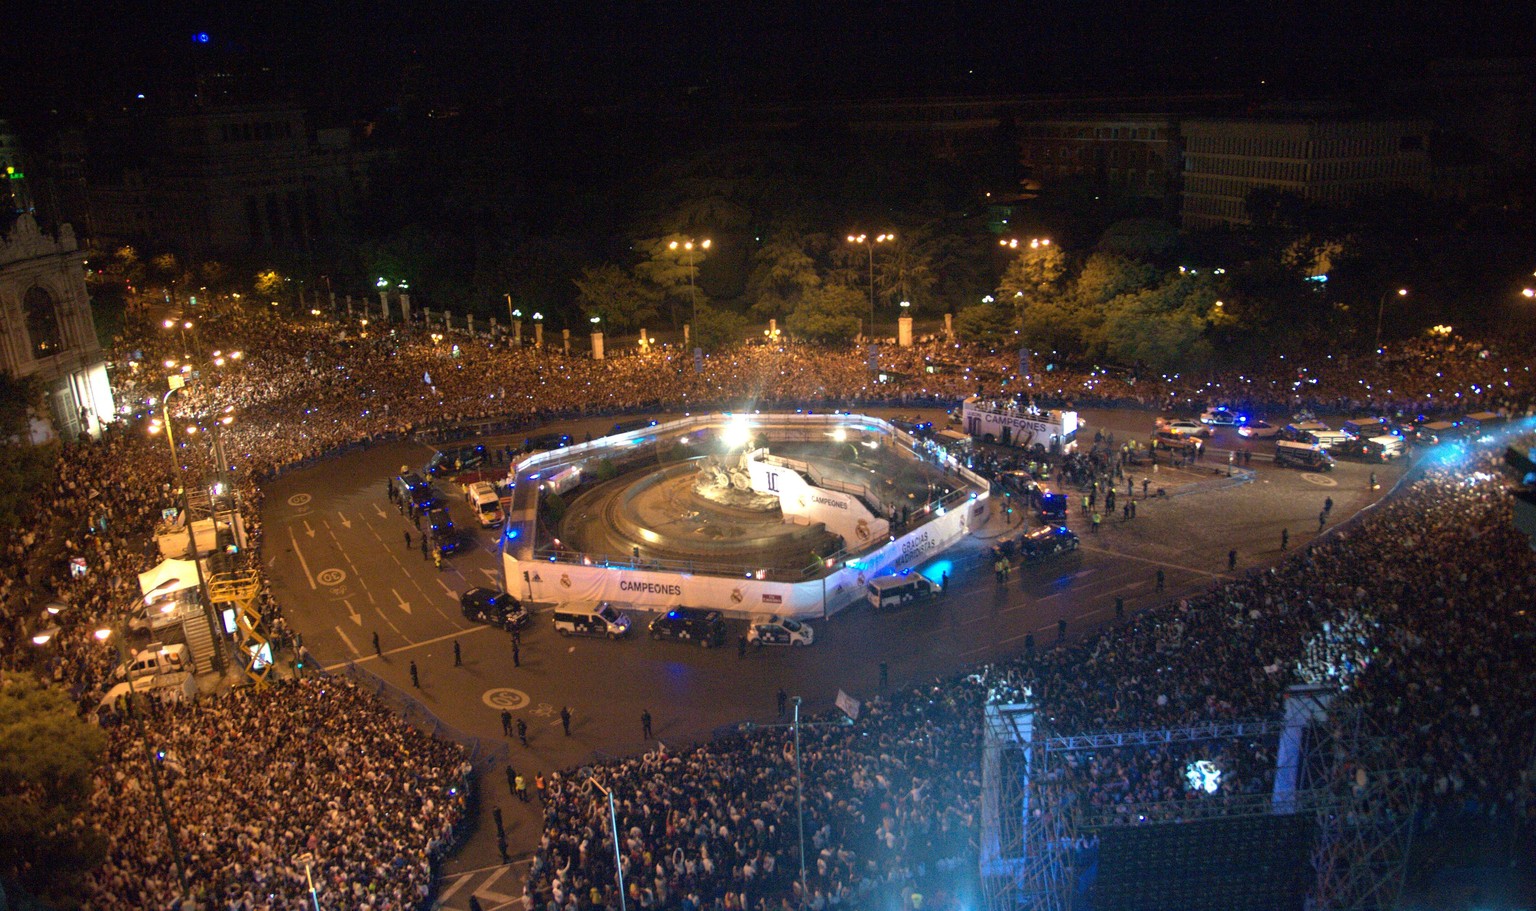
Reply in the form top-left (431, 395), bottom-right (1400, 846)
top-left (502, 413), bottom-right (989, 617)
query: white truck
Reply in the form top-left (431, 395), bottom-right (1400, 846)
top-left (468, 481), bottom-right (505, 527)
top-left (961, 397), bottom-right (1079, 453)
top-left (114, 642), bottom-right (194, 682)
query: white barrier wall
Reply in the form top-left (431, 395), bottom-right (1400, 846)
top-left (746, 457), bottom-right (891, 549)
top-left (506, 490), bottom-right (987, 619)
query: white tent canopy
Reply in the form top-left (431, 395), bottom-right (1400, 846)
top-left (138, 558), bottom-right (200, 600)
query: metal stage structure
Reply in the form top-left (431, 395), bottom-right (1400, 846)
top-left (981, 685), bottom-right (1416, 911)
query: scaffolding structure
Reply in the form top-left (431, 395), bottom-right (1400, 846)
top-left (208, 569), bottom-right (266, 687)
top-left (980, 686), bottom-right (1415, 911)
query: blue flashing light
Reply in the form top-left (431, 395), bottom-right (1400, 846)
top-left (505, 527), bottom-right (520, 541)
top-left (193, 32), bottom-right (210, 43)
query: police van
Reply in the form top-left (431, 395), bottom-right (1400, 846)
top-left (866, 571), bottom-right (942, 610)
top-left (468, 481), bottom-right (504, 527)
top-left (1341, 417), bottom-right (1391, 439)
top-left (1308, 429), bottom-right (1354, 450)
top-left (1274, 441), bottom-right (1334, 471)
top-left (552, 601), bottom-right (631, 639)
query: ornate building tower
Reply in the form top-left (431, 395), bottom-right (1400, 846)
top-left (0, 212), bottom-right (114, 441)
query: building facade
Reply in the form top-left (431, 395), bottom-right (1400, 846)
top-left (1017, 115), bottom-right (1181, 202)
top-left (1181, 119), bottom-right (1432, 229)
top-left (90, 103), bottom-right (376, 258)
top-left (0, 213), bottom-right (114, 442)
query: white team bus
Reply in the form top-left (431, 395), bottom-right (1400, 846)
top-left (960, 397), bottom-right (1079, 453)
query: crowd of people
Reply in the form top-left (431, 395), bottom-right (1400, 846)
top-left (78, 677), bottom-right (472, 911)
top-left (3, 295), bottom-right (1534, 910)
top-left (521, 432), bottom-right (1536, 911)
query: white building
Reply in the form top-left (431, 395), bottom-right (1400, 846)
top-left (0, 213), bottom-right (114, 441)
top-left (1181, 119), bottom-right (1431, 229)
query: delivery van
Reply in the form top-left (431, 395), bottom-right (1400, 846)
top-left (468, 481), bottom-right (504, 527)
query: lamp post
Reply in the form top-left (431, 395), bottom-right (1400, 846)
top-left (792, 696), bottom-right (809, 903)
top-left (847, 232), bottom-right (894, 339)
top-left (94, 625), bottom-right (191, 900)
top-left (1375, 288), bottom-right (1407, 352)
top-left (152, 378), bottom-right (227, 673)
top-left (590, 315), bottom-right (604, 360)
top-left (532, 311), bottom-right (544, 349)
top-left (580, 769), bottom-right (628, 911)
top-left (669, 237), bottom-right (711, 325)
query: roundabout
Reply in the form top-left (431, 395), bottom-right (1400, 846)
top-left (502, 412), bottom-right (990, 616)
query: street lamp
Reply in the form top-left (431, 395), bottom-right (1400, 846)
top-left (847, 232), bottom-right (894, 338)
top-left (532, 311), bottom-right (545, 349)
top-left (669, 237), bottom-right (711, 325)
top-left (1375, 288), bottom-right (1408, 352)
top-left (148, 377), bottom-right (228, 673)
top-left (791, 696), bottom-right (809, 903)
top-left (580, 768), bottom-right (628, 911)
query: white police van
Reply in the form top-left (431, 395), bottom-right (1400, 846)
top-left (866, 571), bottom-right (942, 610)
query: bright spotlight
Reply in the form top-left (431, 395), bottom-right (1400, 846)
top-left (722, 416), bottom-right (753, 449)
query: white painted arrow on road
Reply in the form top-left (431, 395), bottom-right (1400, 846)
top-left (373, 503), bottom-right (389, 519)
top-left (338, 511), bottom-right (352, 529)
top-left (342, 599), bottom-right (363, 626)
top-left (390, 588), bottom-right (413, 614)
top-left (303, 519), bottom-right (316, 538)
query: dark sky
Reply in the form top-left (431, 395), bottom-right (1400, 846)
top-left (3, 0), bottom-right (1533, 124)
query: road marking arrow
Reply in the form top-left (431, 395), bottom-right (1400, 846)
top-left (303, 519), bottom-right (316, 538)
top-left (342, 599), bottom-right (363, 626)
top-left (373, 503), bottom-right (389, 519)
top-left (338, 511), bottom-right (352, 529)
top-left (390, 588), bottom-right (413, 614)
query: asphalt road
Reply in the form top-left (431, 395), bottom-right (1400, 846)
top-left (259, 406), bottom-right (1405, 908)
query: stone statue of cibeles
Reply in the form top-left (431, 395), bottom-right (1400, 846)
top-left (693, 452), bottom-right (779, 510)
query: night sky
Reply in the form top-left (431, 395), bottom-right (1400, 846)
top-left (3, 0), bottom-right (1532, 126)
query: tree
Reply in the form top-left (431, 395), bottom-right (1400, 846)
top-left (0, 373), bottom-right (55, 529)
top-left (634, 235), bottom-right (712, 328)
top-left (745, 231), bottom-right (820, 319)
top-left (877, 228), bottom-right (942, 313)
top-left (253, 269), bottom-right (287, 297)
top-left (953, 300), bottom-right (1018, 348)
top-left (691, 303), bottom-right (750, 353)
top-left (1099, 272), bottom-right (1224, 371)
top-left (572, 264), bottom-right (661, 333)
top-left (997, 242), bottom-right (1068, 307)
top-left (786, 284), bottom-right (864, 344)
top-left (1097, 218), bottom-right (1182, 263)
top-left (0, 674), bottom-right (107, 896)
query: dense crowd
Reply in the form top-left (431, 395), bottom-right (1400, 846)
top-left (3, 297), bottom-right (1534, 910)
top-left (80, 677), bottom-right (472, 911)
top-left (522, 433), bottom-right (1536, 911)
top-left (110, 303), bottom-right (1536, 483)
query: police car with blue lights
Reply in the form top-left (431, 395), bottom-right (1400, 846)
top-left (1018, 525), bottom-right (1079, 560)
top-left (747, 614), bottom-right (814, 647)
